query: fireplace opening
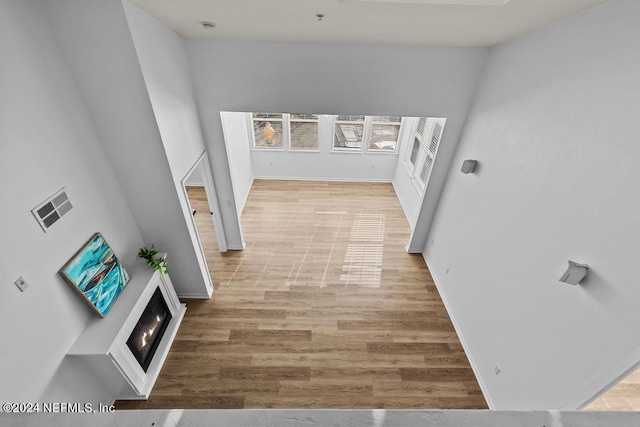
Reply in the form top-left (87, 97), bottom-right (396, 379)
top-left (126, 287), bottom-right (172, 372)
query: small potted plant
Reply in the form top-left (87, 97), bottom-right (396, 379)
top-left (137, 245), bottom-right (168, 275)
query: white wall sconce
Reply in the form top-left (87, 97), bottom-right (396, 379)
top-left (461, 159), bottom-right (478, 174)
top-left (559, 261), bottom-right (589, 285)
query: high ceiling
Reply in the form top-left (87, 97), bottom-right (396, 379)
top-left (127, 0), bottom-right (611, 47)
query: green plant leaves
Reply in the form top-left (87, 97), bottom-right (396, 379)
top-left (137, 245), bottom-right (168, 275)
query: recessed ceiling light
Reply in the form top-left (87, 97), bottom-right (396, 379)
top-left (201, 21), bottom-right (216, 29)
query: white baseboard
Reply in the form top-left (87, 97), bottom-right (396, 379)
top-left (423, 252), bottom-right (495, 409)
top-left (227, 241), bottom-right (246, 251)
top-left (253, 175), bottom-right (393, 183)
top-left (177, 292), bottom-right (212, 299)
top-left (405, 245), bottom-right (423, 254)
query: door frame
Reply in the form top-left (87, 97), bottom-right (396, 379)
top-left (181, 151), bottom-right (228, 253)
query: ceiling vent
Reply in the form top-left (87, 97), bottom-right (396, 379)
top-left (31, 188), bottom-right (73, 232)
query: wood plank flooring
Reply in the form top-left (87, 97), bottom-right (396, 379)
top-left (586, 367), bottom-right (640, 411)
top-left (116, 180), bottom-right (487, 409)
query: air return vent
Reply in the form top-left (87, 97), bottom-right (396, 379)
top-left (32, 188), bottom-right (73, 232)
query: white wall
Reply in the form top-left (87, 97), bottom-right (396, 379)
top-left (42, 0), bottom-right (211, 298)
top-left (185, 166), bottom-right (204, 186)
top-left (0, 0), bottom-right (142, 404)
top-left (188, 41), bottom-right (488, 247)
top-left (424, 0), bottom-right (640, 409)
top-left (220, 112), bottom-right (255, 216)
top-left (122, 1), bottom-right (213, 296)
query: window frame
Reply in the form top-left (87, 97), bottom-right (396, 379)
top-left (367, 116), bottom-right (403, 153)
top-left (250, 112), bottom-right (286, 150)
top-left (332, 115), bottom-right (367, 152)
top-left (403, 117), bottom-right (446, 193)
top-left (288, 113), bottom-right (320, 151)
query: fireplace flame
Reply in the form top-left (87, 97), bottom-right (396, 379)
top-left (140, 315), bottom-right (164, 348)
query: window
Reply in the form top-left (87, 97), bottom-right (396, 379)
top-left (289, 114), bottom-right (319, 150)
top-left (409, 117), bottom-right (427, 167)
top-left (252, 113), bottom-right (284, 148)
top-left (333, 115), bottom-right (365, 150)
top-left (406, 117), bottom-right (446, 189)
top-left (419, 119), bottom-right (444, 184)
top-left (368, 116), bottom-right (401, 151)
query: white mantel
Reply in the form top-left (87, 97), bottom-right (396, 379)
top-left (67, 258), bottom-right (186, 402)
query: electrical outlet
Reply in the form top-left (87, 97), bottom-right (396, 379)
top-left (494, 365), bottom-right (501, 375)
top-left (14, 277), bottom-right (29, 292)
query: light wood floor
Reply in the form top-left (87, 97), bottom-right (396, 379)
top-left (116, 180), bottom-right (487, 409)
top-left (586, 367), bottom-right (640, 411)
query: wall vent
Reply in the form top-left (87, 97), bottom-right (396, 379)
top-left (31, 188), bottom-right (73, 232)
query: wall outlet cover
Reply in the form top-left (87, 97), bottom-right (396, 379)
top-left (14, 277), bottom-right (29, 292)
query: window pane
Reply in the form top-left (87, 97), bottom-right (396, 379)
top-left (420, 154), bottom-right (434, 184)
top-left (253, 112), bottom-right (282, 120)
top-left (372, 116), bottom-right (401, 124)
top-left (334, 123), bottom-right (364, 149)
top-left (409, 137), bottom-right (420, 166)
top-left (336, 115), bottom-right (365, 122)
top-left (253, 120), bottom-right (283, 148)
top-left (369, 123), bottom-right (400, 151)
top-left (416, 117), bottom-right (427, 137)
top-left (290, 113), bottom-right (318, 121)
top-left (290, 121), bottom-right (318, 150)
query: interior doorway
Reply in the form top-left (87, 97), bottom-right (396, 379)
top-left (181, 152), bottom-right (227, 277)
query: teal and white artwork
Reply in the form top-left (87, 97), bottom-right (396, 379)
top-left (60, 233), bottom-right (130, 317)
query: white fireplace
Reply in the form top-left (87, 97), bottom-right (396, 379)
top-left (67, 257), bottom-right (186, 401)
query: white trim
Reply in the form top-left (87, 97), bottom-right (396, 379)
top-left (180, 153), bottom-right (221, 298)
top-left (176, 292), bottom-right (214, 299)
top-left (182, 151), bottom-right (228, 252)
top-left (227, 241), bottom-right (247, 251)
top-left (423, 253), bottom-right (496, 409)
top-left (201, 154), bottom-right (228, 253)
top-left (253, 176), bottom-right (393, 183)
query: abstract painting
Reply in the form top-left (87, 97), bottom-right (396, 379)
top-left (60, 233), bottom-right (130, 317)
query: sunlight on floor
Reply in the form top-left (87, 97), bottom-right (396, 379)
top-left (340, 214), bottom-right (385, 287)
